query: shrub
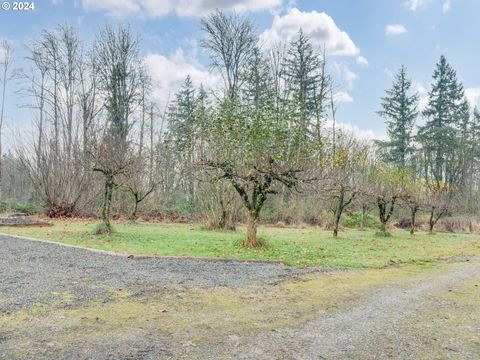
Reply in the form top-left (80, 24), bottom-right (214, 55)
top-left (0, 201), bottom-right (42, 215)
top-left (342, 211), bottom-right (377, 229)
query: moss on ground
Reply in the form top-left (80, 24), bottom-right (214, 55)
top-left (0, 265), bottom-right (431, 358)
top-left (397, 278), bottom-right (480, 359)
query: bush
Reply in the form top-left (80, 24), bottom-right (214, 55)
top-left (0, 201), bottom-right (42, 215)
top-left (342, 211), bottom-right (377, 229)
top-left (45, 202), bottom-right (76, 218)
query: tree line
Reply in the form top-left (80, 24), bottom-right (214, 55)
top-left (1, 11), bottom-right (479, 246)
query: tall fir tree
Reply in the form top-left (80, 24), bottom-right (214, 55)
top-left (283, 29), bottom-right (327, 137)
top-left (417, 55), bottom-right (465, 190)
top-left (376, 65), bottom-right (419, 169)
top-left (167, 75), bottom-right (198, 203)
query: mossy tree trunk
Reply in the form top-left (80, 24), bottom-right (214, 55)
top-left (410, 204), bottom-right (419, 235)
top-left (427, 206), bottom-right (447, 233)
top-left (245, 211), bottom-right (260, 248)
top-left (332, 186), bottom-right (356, 238)
top-left (231, 178), bottom-right (271, 248)
top-left (102, 175), bottom-right (115, 234)
top-left (377, 195), bottom-right (397, 233)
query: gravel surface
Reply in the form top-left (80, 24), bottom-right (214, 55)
top-left (1, 234), bottom-right (478, 359)
top-left (0, 234), bottom-right (310, 312)
top-left (233, 258), bottom-right (480, 360)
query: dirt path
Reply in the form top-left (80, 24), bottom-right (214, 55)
top-left (0, 235), bottom-right (478, 359)
top-left (233, 258), bottom-right (480, 360)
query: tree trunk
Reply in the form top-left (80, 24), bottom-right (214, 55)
top-left (378, 200), bottom-right (386, 232)
top-left (244, 212), bottom-right (260, 248)
top-left (130, 193), bottom-right (139, 220)
top-left (333, 190), bottom-right (344, 238)
top-left (410, 206), bottom-right (417, 235)
top-left (380, 221), bottom-right (387, 232)
top-left (360, 204), bottom-right (367, 230)
top-left (102, 177), bottom-right (114, 234)
top-left (428, 207), bottom-right (435, 233)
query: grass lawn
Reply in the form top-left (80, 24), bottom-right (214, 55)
top-left (1, 220), bottom-right (479, 268)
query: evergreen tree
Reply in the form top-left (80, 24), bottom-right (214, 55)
top-left (376, 65), bottom-right (418, 169)
top-left (243, 47), bottom-right (272, 112)
top-left (168, 75), bottom-right (196, 153)
top-left (283, 29), bottom-right (327, 133)
top-left (167, 76), bottom-right (198, 203)
top-left (417, 55), bottom-right (465, 189)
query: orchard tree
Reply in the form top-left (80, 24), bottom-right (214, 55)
top-left (368, 163), bottom-right (404, 234)
top-left (401, 171), bottom-right (425, 235)
top-left (205, 96), bottom-right (313, 247)
top-left (424, 184), bottom-right (455, 233)
top-left (322, 133), bottom-right (368, 237)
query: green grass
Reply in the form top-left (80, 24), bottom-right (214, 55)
top-left (1, 220), bottom-right (479, 268)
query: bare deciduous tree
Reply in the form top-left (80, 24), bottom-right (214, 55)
top-left (0, 39), bottom-right (13, 184)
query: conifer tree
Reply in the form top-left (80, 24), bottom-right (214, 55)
top-left (376, 65), bottom-right (418, 169)
top-left (283, 29), bottom-right (328, 136)
top-left (417, 55), bottom-right (465, 189)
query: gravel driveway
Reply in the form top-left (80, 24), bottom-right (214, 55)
top-left (0, 234), bottom-right (309, 312)
top-left (0, 234), bottom-right (478, 360)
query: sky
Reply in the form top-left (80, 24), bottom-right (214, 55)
top-left (1, 0), bottom-right (480, 140)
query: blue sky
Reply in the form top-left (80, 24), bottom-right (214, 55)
top-left (1, 0), bottom-right (479, 139)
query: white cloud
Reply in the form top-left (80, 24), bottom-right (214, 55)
top-left (259, 8), bottom-right (359, 56)
top-left (325, 119), bottom-right (386, 141)
top-left (144, 48), bottom-right (221, 106)
top-left (405, 0), bottom-right (433, 11)
top-left (333, 61), bottom-right (357, 90)
top-left (384, 68), bottom-right (394, 79)
top-left (465, 87), bottom-right (480, 109)
top-left (333, 91), bottom-right (353, 103)
top-left (442, 0), bottom-right (451, 12)
top-left (356, 56), bottom-right (369, 66)
top-left (81, 0), bottom-right (282, 18)
top-left (385, 24), bottom-right (407, 36)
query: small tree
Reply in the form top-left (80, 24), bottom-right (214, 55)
top-left (424, 184), bottom-right (455, 233)
top-left (125, 157), bottom-right (159, 220)
top-left (368, 163), bottom-right (404, 234)
top-left (322, 133), bottom-right (368, 237)
top-left (401, 172), bottom-right (425, 235)
top-left (205, 98), bottom-right (313, 247)
top-left (91, 136), bottom-right (132, 234)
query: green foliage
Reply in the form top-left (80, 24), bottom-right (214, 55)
top-left (417, 55), bottom-right (466, 188)
top-left (0, 201), bottom-right (42, 215)
top-left (342, 211), bottom-right (378, 229)
top-left (375, 230), bottom-right (393, 238)
top-left (375, 65), bottom-right (418, 168)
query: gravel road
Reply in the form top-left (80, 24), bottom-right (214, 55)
top-left (0, 234), bottom-right (309, 312)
